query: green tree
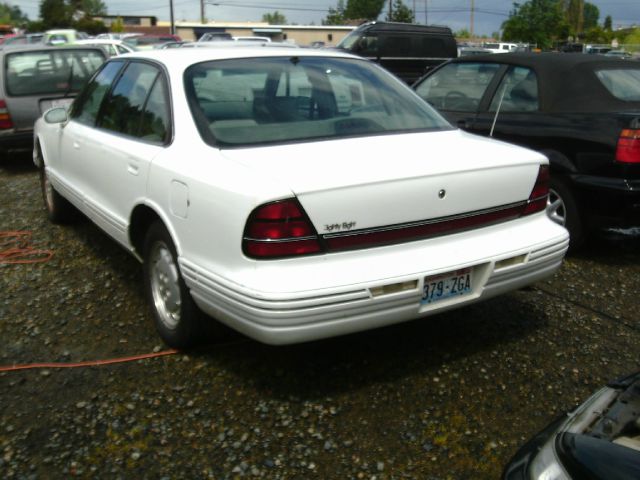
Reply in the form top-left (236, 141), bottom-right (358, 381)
top-left (603, 14), bottom-right (612, 31)
top-left (39, 0), bottom-right (73, 29)
top-left (455, 28), bottom-right (471, 38)
top-left (386, 0), bottom-right (414, 22)
top-left (583, 25), bottom-right (610, 43)
top-left (262, 11), bottom-right (286, 24)
top-left (111, 16), bottom-right (124, 33)
top-left (0, 3), bottom-right (29, 25)
top-left (344, 0), bottom-right (384, 21)
top-left (74, 16), bottom-right (107, 34)
top-left (502, 0), bottom-right (568, 49)
top-left (323, 0), bottom-right (347, 25)
top-left (583, 2), bottom-right (598, 30)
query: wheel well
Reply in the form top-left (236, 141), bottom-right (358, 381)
top-left (129, 205), bottom-right (162, 258)
top-left (539, 149), bottom-right (575, 174)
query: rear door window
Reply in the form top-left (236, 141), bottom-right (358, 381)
top-left (98, 61), bottom-right (170, 143)
top-left (489, 66), bottom-right (539, 112)
top-left (5, 49), bottom-right (105, 96)
top-left (415, 62), bottom-right (501, 112)
top-left (71, 60), bottom-right (124, 126)
top-left (595, 69), bottom-right (640, 101)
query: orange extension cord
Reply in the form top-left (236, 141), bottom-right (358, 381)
top-left (0, 349), bottom-right (179, 373)
top-left (0, 231), bottom-right (53, 264)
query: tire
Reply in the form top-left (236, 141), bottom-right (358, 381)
top-left (39, 160), bottom-right (76, 224)
top-left (547, 176), bottom-right (584, 250)
top-left (143, 221), bottom-right (203, 348)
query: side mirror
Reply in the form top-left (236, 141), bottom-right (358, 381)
top-left (44, 107), bottom-right (68, 124)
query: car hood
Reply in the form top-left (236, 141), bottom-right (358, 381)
top-left (220, 129), bottom-right (547, 234)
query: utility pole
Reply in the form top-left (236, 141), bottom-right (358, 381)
top-left (200, 0), bottom-right (205, 24)
top-left (389, 0), bottom-right (393, 20)
top-left (169, 0), bottom-right (175, 35)
top-left (470, 0), bottom-right (474, 38)
top-left (425, 0), bottom-right (428, 24)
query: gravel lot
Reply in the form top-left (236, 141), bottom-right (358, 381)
top-left (2, 155), bottom-right (640, 479)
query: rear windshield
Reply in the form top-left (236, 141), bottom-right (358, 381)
top-left (5, 49), bottom-right (105, 96)
top-left (185, 56), bottom-right (451, 147)
top-left (595, 69), bottom-right (640, 101)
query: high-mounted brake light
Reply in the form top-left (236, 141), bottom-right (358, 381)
top-left (0, 100), bottom-right (14, 129)
top-left (243, 199), bottom-right (322, 259)
top-left (522, 164), bottom-right (549, 216)
top-left (616, 129), bottom-right (640, 163)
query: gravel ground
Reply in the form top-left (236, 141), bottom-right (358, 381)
top-left (2, 156), bottom-right (640, 479)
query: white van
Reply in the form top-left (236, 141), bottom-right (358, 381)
top-left (482, 42), bottom-right (518, 54)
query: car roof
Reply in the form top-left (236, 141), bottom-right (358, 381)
top-left (0, 44), bottom-right (106, 55)
top-left (446, 52), bottom-right (640, 112)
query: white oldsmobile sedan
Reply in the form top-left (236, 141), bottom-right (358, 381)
top-left (33, 47), bottom-right (569, 347)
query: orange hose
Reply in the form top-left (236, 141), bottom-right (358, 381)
top-left (0, 349), bottom-right (179, 372)
top-left (0, 231), bottom-right (53, 264)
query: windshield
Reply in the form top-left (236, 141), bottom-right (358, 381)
top-left (336, 30), bottom-right (362, 50)
top-left (185, 56), bottom-right (451, 147)
top-left (6, 49), bottom-right (106, 96)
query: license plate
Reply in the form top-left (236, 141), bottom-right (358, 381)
top-left (421, 268), bottom-right (472, 305)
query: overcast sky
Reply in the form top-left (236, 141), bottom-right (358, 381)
top-left (14, 0), bottom-right (640, 36)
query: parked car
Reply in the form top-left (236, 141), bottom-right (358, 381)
top-left (413, 53), bottom-right (640, 248)
top-left (335, 21), bottom-right (457, 84)
top-left (198, 32), bottom-right (232, 42)
top-left (0, 45), bottom-right (106, 157)
top-left (73, 39), bottom-right (136, 56)
top-left (43, 29), bottom-right (89, 45)
top-left (0, 33), bottom-right (44, 47)
top-left (503, 371), bottom-right (640, 479)
top-left (34, 47), bottom-right (568, 347)
top-left (123, 34), bottom-right (182, 50)
top-left (482, 42), bottom-right (518, 54)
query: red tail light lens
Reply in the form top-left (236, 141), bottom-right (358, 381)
top-left (0, 100), bottom-right (13, 129)
top-left (616, 129), bottom-right (640, 163)
top-left (243, 199), bottom-right (322, 259)
top-left (522, 164), bottom-right (549, 216)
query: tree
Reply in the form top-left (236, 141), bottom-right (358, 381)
top-left (501, 0), bottom-right (568, 49)
top-left (583, 2), bottom-right (598, 30)
top-left (455, 28), bottom-right (471, 38)
top-left (603, 15), bottom-right (612, 31)
top-left (344, 0), bottom-right (385, 21)
top-left (110, 16), bottom-right (124, 33)
top-left (39, 0), bottom-right (73, 29)
top-left (323, 0), bottom-right (347, 25)
top-left (74, 16), bottom-right (107, 35)
top-left (386, 0), bottom-right (414, 23)
top-left (262, 11), bottom-right (286, 24)
top-left (0, 3), bottom-right (29, 25)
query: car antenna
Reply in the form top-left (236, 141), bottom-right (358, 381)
top-left (490, 82), bottom-right (508, 137)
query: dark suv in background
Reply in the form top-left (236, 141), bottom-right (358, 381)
top-left (336, 21), bottom-right (457, 84)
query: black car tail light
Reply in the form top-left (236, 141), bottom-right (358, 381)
top-left (243, 199), bottom-right (322, 259)
top-left (0, 100), bottom-right (14, 129)
top-left (522, 165), bottom-right (549, 216)
top-left (616, 129), bottom-right (640, 163)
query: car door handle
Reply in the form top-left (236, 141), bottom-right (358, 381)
top-left (73, 141), bottom-right (80, 149)
top-left (127, 163), bottom-right (139, 176)
top-left (456, 119), bottom-right (468, 129)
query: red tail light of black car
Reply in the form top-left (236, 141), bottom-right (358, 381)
top-left (616, 129), bottom-right (640, 163)
top-left (243, 199), bottom-right (322, 259)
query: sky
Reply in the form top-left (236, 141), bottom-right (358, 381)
top-left (12, 0), bottom-right (640, 36)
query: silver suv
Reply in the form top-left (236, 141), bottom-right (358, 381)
top-left (0, 45), bottom-right (105, 158)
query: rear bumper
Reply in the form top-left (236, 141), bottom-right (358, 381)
top-left (572, 174), bottom-right (640, 228)
top-left (181, 215), bottom-right (568, 345)
top-left (0, 129), bottom-right (33, 152)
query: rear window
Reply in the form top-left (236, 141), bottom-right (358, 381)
top-left (595, 69), bottom-right (640, 101)
top-left (185, 56), bottom-right (451, 147)
top-left (5, 49), bottom-right (105, 97)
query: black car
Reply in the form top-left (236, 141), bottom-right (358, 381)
top-left (336, 21), bottom-right (457, 84)
top-left (413, 53), bottom-right (640, 248)
top-left (503, 371), bottom-right (640, 479)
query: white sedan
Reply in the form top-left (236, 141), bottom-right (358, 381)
top-left (33, 47), bottom-right (569, 347)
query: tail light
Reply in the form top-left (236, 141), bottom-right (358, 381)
top-left (522, 164), bottom-right (549, 216)
top-left (0, 100), bottom-right (13, 129)
top-left (243, 199), bottom-right (322, 259)
top-left (616, 129), bottom-right (640, 163)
